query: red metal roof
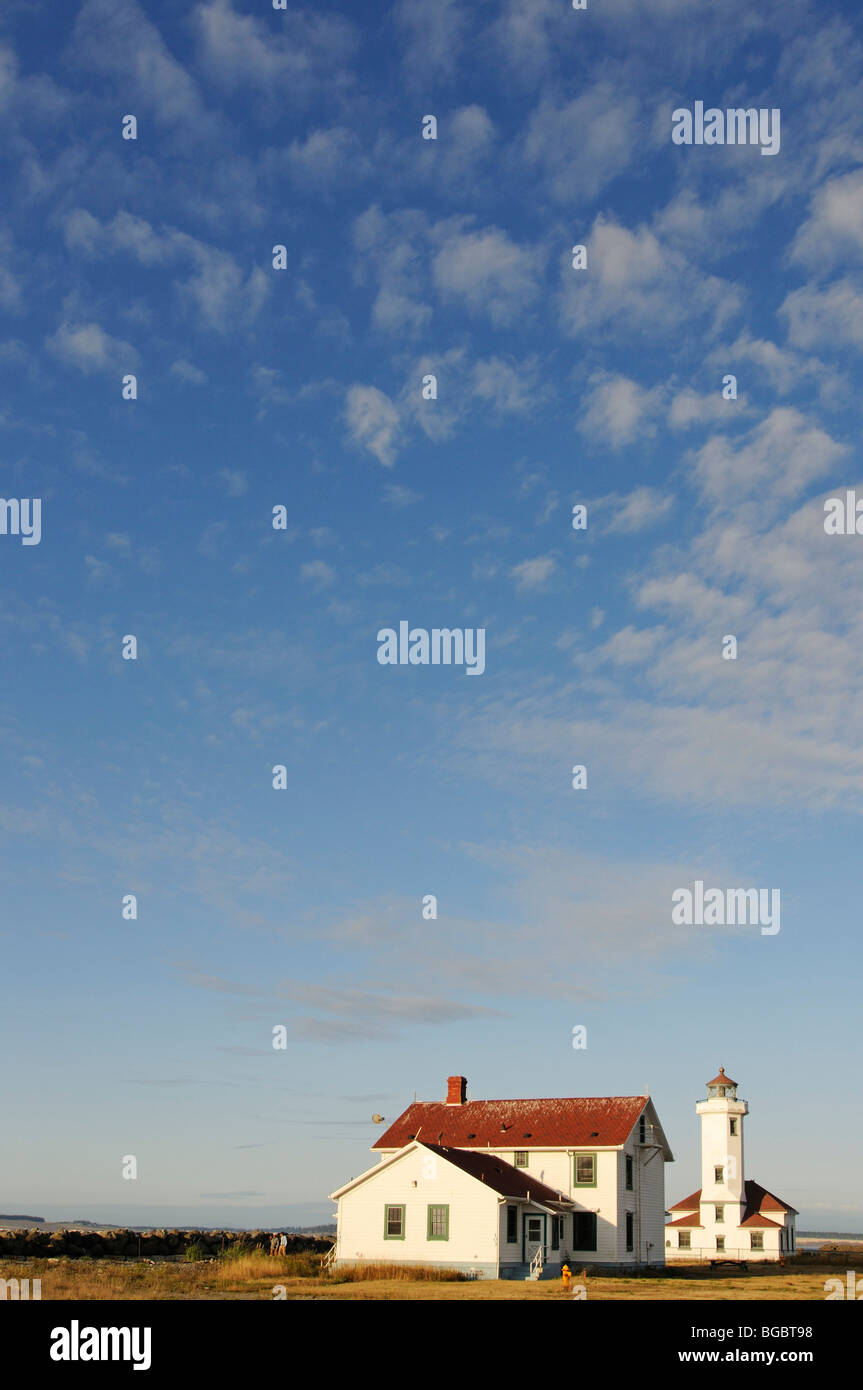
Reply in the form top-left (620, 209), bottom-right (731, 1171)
top-left (667, 1213), bottom-right (702, 1228)
top-left (418, 1143), bottom-right (573, 1205)
top-left (668, 1188), bottom-right (701, 1212)
top-left (739, 1213), bottom-right (782, 1229)
top-left (743, 1180), bottom-right (797, 1217)
top-left (373, 1095), bottom-right (648, 1151)
top-left (667, 1180), bottom-right (797, 1223)
top-left (707, 1067), bottom-right (737, 1088)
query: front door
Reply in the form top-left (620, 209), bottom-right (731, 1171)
top-left (525, 1215), bottom-right (543, 1263)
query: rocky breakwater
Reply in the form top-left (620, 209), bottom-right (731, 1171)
top-left (0, 1228), bottom-right (333, 1259)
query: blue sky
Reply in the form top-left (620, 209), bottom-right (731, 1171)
top-left (1, 0), bottom-right (862, 1231)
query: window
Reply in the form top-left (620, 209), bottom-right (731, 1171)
top-left (514, 1151), bottom-right (529, 1168)
top-left (714, 1165), bottom-right (724, 1183)
top-left (625, 1211), bottom-right (634, 1252)
top-left (574, 1153), bottom-right (596, 1186)
top-left (506, 1205), bottom-right (518, 1244)
top-left (427, 1205), bottom-right (449, 1241)
top-left (572, 1212), bottom-right (597, 1251)
top-left (551, 1216), bottom-right (560, 1251)
top-left (625, 1155), bottom-right (634, 1191)
top-left (715, 1205), bottom-right (724, 1222)
top-left (639, 1115), bottom-right (646, 1143)
top-left (384, 1205), bottom-right (405, 1239)
top-left (729, 1119), bottom-right (738, 1136)
top-left (750, 1231), bottom-right (764, 1251)
top-left (716, 1235), bottom-right (725, 1252)
top-left (678, 1230), bottom-right (691, 1250)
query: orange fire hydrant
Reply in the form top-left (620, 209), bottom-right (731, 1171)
top-left (561, 1264), bottom-right (572, 1292)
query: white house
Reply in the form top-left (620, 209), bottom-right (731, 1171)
top-left (330, 1074), bottom-right (674, 1277)
top-left (665, 1068), bottom-right (798, 1263)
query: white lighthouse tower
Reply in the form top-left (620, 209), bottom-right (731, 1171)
top-left (696, 1067), bottom-right (747, 1238)
top-left (666, 1066), bottom-right (798, 1262)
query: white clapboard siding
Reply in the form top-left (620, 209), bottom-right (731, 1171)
top-left (337, 1145), bottom-right (500, 1267)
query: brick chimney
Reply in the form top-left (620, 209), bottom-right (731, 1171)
top-left (446, 1075), bottom-right (467, 1105)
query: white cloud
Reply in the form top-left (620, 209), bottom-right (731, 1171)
top-left (397, 347), bottom-right (470, 444)
top-left (560, 215), bottom-right (741, 339)
top-left (510, 555), bottom-right (556, 591)
top-left (432, 221), bottom-right (546, 326)
top-left (593, 487), bottom-right (674, 533)
top-left (345, 385), bottom-right (400, 467)
top-left (217, 469), bottom-right (248, 497)
top-left (286, 127), bottom-right (367, 187)
top-left (248, 366), bottom-right (291, 415)
top-left (71, 0), bottom-right (204, 126)
top-left (382, 484), bottom-right (422, 509)
top-left (719, 333), bottom-right (801, 396)
top-left (579, 373), bottom-right (662, 446)
top-left (193, 0), bottom-right (355, 98)
top-left (300, 561), bottom-right (336, 588)
top-left (198, 521), bottom-right (227, 557)
top-left (0, 43), bottom-right (16, 109)
top-left (84, 555), bottom-right (112, 585)
top-left (706, 332), bottom-right (842, 403)
top-left (62, 210), bottom-right (269, 333)
top-left (472, 356), bottom-right (545, 415)
top-left (669, 387), bottom-right (742, 429)
top-left (791, 168), bottom-right (863, 268)
top-left (171, 359), bottom-right (207, 384)
top-left (521, 83), bottom-right (640, 202)
top-left (46, 321), bottom-right (138, 375)
top-left (489, 0), bottom-right (568, 83)
top-left (692, 407), bottom-right (847, 506)
top-left (448, 105), bottom-right (495, 164)
top-left (780, 278), bottom-right (863, 353)
top-left (181, 241), bottom-right (269, 333)
top-left (63, 208), bottom-right (102, 256)
top-left (393, 0), bottom-right (466, 79)
top-left (352, 205), bottom-right (432, 336)
top-left (343, 348), bottom-right (541, 471)
top-left (352, 206), bottom-right (545, 333)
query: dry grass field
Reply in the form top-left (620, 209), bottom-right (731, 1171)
top-left (3, 1249), bottom-right (860, 1300)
